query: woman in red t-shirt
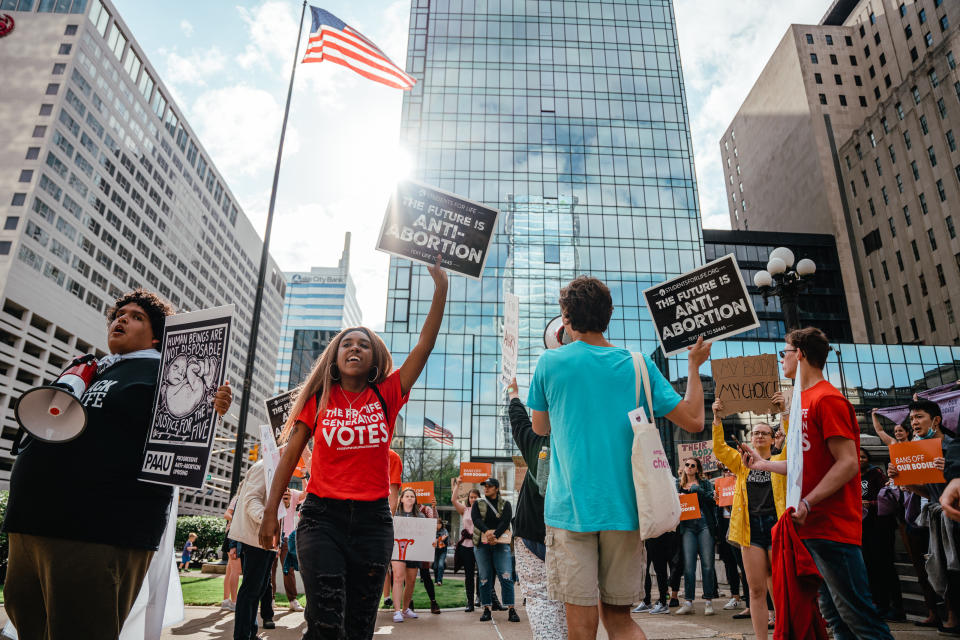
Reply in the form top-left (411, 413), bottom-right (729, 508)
top-left (259, 257), bottom-right (447, 639)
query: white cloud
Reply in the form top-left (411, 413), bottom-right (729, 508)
top-left (164, 47), bottom-right (227, 87)
top-left (237, 1), bottom-right (300, 71)
top-left (179, 19), bottom-right (194, 37)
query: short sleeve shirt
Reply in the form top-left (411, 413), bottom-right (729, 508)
top-left (297, 370), bottom-right (409, 501)
top-left (526, 341), bottom-right (682, 532)
top-left (797, 380), bottom-right (862, 545)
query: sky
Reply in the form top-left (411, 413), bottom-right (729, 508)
top-left (111, 0), bottom-right (828, 328)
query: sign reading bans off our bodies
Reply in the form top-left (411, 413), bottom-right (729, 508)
top-left (643, 254), bottom-right (759, 357)
top-left (377, 179), bottom-right (499, 280)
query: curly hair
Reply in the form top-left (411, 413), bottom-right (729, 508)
top-left (558, 276), bottom-right (613, 334)
top-left (106, 288), bottom-right (175, 348)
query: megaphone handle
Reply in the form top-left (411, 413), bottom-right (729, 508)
top-left (10, 426), bottom-right (26, 456)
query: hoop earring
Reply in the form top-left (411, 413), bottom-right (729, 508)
top-left (331, 364), bottom-right (341, 381)
top-left (367, 366), bottom-right (379, 383)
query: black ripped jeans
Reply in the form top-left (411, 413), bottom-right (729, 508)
top-left (297, 495), bottom-right (394, 639)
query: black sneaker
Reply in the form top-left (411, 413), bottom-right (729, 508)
top-left (430, 600), bottom-right (442, 614)
top-left (464, 604), bottom-right (475, 613)
top-left (262, 619), bottom-right (276, 629)
top-left (669, 597), bottom-right (680, 608)
top-left (508, 608), bottom-right (521, 623)
top-left (479, 607), bottom-right (492, 622)
top-left (383, 597), bottom-right (393, 609)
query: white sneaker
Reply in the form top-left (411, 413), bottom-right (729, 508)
top-left (649, 602), bottom-right (670, 614)
top-left (220, 598), bottom-right (232, 611)
top-left (704, 601), bottom-right (715, 616)
top-left (403, 607), bottom-right (418, 619)
top-left (674, 602), bottom-right (694, 615)
top-left (289, 599), bottom-right (304, 612)
top-left (631, 602), bottom-right (651, 613)
top-left (392, 611), bottom-right (404, 623)
top-left (723, 597), bottom-right (741, 610)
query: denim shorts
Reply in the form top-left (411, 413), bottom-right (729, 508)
top-left (749, 513), bottom-right (777, 549)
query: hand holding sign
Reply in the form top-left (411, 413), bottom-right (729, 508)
top-left (679, 493), bottom-right (701, 521)
top-left (889, 439), bottom-right (945, 485)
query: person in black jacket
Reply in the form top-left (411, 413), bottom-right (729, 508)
top-left (508, 377), bottom-right (566, 638)
top-left (471, 476), bottom-right (520, 623)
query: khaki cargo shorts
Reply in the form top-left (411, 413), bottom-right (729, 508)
top-left (545, 525), bottom-right (646, 606)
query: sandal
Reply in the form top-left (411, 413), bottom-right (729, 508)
top-left (732, 608), bottom-right (751, 620)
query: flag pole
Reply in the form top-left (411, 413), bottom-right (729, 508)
top-left (229, 0), bottom-right (308, 499)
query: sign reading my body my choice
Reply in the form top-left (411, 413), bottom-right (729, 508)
top-left (377, 179), bottom-right (499, 280)
top-left (643, 254), bottom-right (759, 357)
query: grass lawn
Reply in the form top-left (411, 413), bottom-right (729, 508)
top-left (180, 573), bottom-right (467, 609)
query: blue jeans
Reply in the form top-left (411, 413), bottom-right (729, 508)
top-left (433, 546), bottom-right (447, 583)
top-left (474, 542), bottom-right (515, 607)
top-left (804, 539), bottom-right (894, 640)
top-left (679, 521), bottom-right (717, 601)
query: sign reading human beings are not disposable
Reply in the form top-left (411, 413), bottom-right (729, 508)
top-left (377, 179), bottom-right (499, 280)
top-left (643, 254), bottom-right (759, 357)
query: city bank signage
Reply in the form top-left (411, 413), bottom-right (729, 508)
top-left (0, 14), bottom-right (14, 38)
top-left (291, 274), bottom-right (344, 284)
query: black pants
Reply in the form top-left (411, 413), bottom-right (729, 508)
top-left (669, 532), bottom-right (683, 593)
top-left (865, 515), bottom-right (903, 615)
top-left (717, 517), bottom-right (742, 597)
top-left (297, 495), bottom-right (393, 640)
top-left (236, 544), bottom-right (276, 640)
top-left (460, 545), bottom-right (476, 605)
top-left (644, 532), bottom-right (673, 605)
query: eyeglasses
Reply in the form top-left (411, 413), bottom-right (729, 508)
top-left (778, 348), bottom-right (798, 358)
top-left (752, 431), bottom-right (772, 438)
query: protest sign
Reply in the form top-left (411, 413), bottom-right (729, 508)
top-left (259, 424), bottom-right (286, 519)
top-left (392, 516), bottom-right (437, 563)
top-left (264, 390), bottom-right (293, 442)
top-left (677, 440), bottom-right (718, 473)
top-left (889, 439), bottom-right (945, 486)
top-left (643, 254), bottom-right (759, 357)
top-left (785, 377), bottom-right (804, 509)
top-left (679, 493), bottom-right (701, 521)
top-left (919, 382), bottom-right (960, 435)
top-left (402, 480), bottom-right (435, 504)
top-left (501, 292), bottom-right (519, 387)
top-left (715, 476), bottom-right (736, 507)
top-left (460, 462), bottom-right (493, 482)
top-left (711, 354), bottom-right (781, 416)
top-left (377, 179), bottom-right (499, 280)
top-left (139, 305), bottom-right (233, 489)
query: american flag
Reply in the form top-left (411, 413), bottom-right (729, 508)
top-left (302, 6), bottom-right (416, 90)
top-left (423, 418), bottom-right (454, 446)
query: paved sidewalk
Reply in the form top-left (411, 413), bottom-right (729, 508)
top-left (160, 604), bottom-right (936, 639)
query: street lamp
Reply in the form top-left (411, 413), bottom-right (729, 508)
top-left (753, 246), bottom-right (817, 332)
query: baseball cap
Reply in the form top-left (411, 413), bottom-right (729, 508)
top-left (482, 477), bottom-right (500, 488)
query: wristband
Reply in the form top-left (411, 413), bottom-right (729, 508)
top-left (800, 498), bottom-right (812, 512)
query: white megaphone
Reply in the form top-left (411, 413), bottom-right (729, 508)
top-left (543, 315), bottom-right (574, 350)
top-left (14, 356), bottom-right (97, 443)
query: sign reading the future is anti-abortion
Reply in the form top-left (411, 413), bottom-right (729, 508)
top-left (139, 305), bottom-right (233, 489)
top-left (643, 255), bottom-right (759, 357)
top-left (377, 179), bottom-right (499, 280)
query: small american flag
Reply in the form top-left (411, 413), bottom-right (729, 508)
top-left (423, 418), bottom-right (454, 446)
top-left (302, 6), bottom-right (416, 90)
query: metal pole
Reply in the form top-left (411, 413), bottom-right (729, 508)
top-left (229, 0), bottom-right (308, 499)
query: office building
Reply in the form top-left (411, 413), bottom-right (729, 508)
top-left (0, 0), bottom-right (284, 515)
top-left (720, 0), bottom-right (960, 346)
top-left (384, 0), bottom-right (704, 482)
top-left (274, 232), bottom-right (360, 393)
top-left (703, 229), bottom-right (854, 342)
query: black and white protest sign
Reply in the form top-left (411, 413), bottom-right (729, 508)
top-left (264, 390), bottom-right (293, 442)
top-left (139, 305), bottom-right (233, 489)
top-left (377, 179), bottom-right (499, 280)
top-left (643, 255), bottom-right (759, 357)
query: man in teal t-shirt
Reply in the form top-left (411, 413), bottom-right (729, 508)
top-left (527, 276), bottom-right (711, 639)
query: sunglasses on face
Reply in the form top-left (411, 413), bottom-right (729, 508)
top-left (684, 462), bottom-right (697, 468)
top-left (779, 348), bottom-right (798, 358)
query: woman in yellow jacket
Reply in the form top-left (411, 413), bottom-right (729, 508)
top-left (711, 394), bottom-right (787, 640)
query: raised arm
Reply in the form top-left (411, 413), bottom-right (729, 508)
top-left (450, 476), bottom-right (466, 515)
top-left (398, 256), bottom-right (448, 396)
top-left (664, 337), bottom-right (711, 433)
top-left (871, 409), bottom-right (896, 446)
top-left (710, 399), bottom-right (743, 474)
top-left (259, 421), bottom-right (310, 549)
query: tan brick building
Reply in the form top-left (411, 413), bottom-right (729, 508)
top-left (721, 0), bottom-right (960, 345)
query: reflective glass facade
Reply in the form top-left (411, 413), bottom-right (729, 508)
top-left (385, 0), bottom-right (702, 477)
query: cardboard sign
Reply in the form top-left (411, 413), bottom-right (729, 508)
top-left (711, 354), bottom-right (781, 416)
top-left (460, 462), bottom-right (493, 482)
top-left (501, 292), bottom-right (519, 387)
top-left (402, 480), bottom-right (435, 504)
top-left (715, 476), bottom-right (736, 507)
top-left (392, 516), bottom-right (437, 563)
top-left (643, 254), bottom-right (759, 357)
top-left (677, 440), bottom-right (718, 472)
top-left (377, 179), bottom-right (499, 280)
top-left (679, 493), bottom-right (701, 521)
top-left (890, 439), bottom-right (945, 486)
top-left (139, 305), bottom-right (233, 489)
top-left (264, 390), bottom-right (293, 442)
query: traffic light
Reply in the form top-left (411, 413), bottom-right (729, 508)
top-left (249, 444), bottom-right (259, 461)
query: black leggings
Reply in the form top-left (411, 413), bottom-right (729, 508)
top-left (644, 532), bottom-right (673, 605)
top-left (460, 546), bottom-right (476, 605)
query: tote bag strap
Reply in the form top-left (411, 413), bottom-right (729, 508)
top-left (632, 352), bottom-right (655, 421)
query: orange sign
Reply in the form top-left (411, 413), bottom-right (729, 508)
top-left (715, 476), bottom-right (736, 507)
top-left (402, 480), bottom-right (435, 503)
top-left (292, 455), bottom-right (308, 479)
top-left (460, 462), bottom-right (493, 483)
top-left (890, 439), bottom-right (945, 486)
top-left (679, 493), bottom-right (702, 521)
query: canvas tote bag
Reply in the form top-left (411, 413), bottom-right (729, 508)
top-left (631, 352), bottom-right (681, 539)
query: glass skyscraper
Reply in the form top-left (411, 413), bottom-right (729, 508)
top-left (384, 0), bottom-right (702, 484)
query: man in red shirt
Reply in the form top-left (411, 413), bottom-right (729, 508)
top-left (781, 327), bottom-right (893, 640)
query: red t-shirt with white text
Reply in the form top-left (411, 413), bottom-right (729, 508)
top-left (798, 380), bottom-right (862, 545)
top-left (297, 370), bottom-right (408, 501)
